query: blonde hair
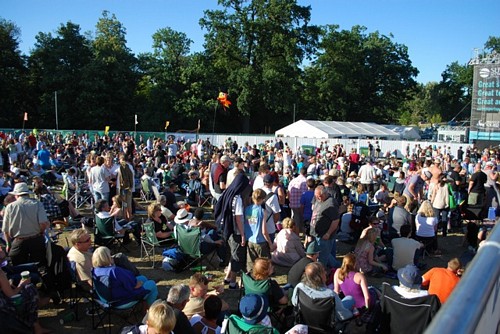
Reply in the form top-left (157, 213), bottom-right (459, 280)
top-left (92, 246), bottom-right (114, 267)
top-left (281, 217), bottom-right (295, 230)
top-left (252, 188), bottom-right (266, 203)
top-left (147, 301), bottom-right (176, 334)
top-left (417, 200), bottom-right (435, 217)
top-left (148, 203), bottom-right (161, 219)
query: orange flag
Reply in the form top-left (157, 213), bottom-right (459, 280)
top-left (217, 92), bottom-right (231, 110)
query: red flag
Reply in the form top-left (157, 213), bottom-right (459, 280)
top-left (24, 112), bottom-right (28, 121)
top-left (217, 92), bottom-right (231, 110)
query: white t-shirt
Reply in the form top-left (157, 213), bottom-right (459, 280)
top-left (392, 285), bottom-right (429, 299)
top-left (261, 187), bottom-right (281, 235)
top-left (190, 314), bottom-right (221, 334)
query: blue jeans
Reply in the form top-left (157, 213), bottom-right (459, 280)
top-left (316, 236), bottom-right (341, 269)
top-left (94, 191), bottom-right (109, 203)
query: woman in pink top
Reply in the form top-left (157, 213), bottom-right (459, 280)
top-left (334, 253), bottom-right (371, 309)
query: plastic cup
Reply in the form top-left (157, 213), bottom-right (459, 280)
top-left (21, 271), bottom-right (30, 280)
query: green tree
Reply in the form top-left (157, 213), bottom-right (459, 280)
top-left (79, 11), bottom-right (138, 130)
top-left (0, 19), bottom-right (29, 127)
top-left (28, 22), bottom-right (93, 128)
top-left (136, 27), bottom-right (196, 131)
top-left (200, 0), bottom-right (320, 132)
top-left (399, 82), bottom-right (441, 125)
top-left (303, 25), bottom-right (418, 123)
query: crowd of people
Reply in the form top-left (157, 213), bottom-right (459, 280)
top-left (0, 129), bottom-right (499, 332)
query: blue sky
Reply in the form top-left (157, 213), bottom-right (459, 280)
top-left (2, 0), bottom-right (499, 84)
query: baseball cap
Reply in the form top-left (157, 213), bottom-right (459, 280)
top-left (263, 174), bottom-right (274, 184)
top-left (306, 241), bottom-right (320, 255)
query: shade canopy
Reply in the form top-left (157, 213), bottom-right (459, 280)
top-left (275, 120), bottom-right (400, 139)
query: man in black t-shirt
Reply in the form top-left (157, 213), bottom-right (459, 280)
top-left (468, 163), bottom-right (487, 209)
top-left (287, 241), bottom-right (320, 288)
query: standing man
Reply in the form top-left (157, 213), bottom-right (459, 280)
top-left (309, 185), bottom-right (340, 269)
top-left (117, 154), bottom-right (135, 221)
top-left (261, 174), bottom-right (281, 242)
top-left (2, 182), bottom-right (49, 266)
top-left (358, 160), bottom-right (376, 194)
top-left (213, 155), bottom-right (231, 196)
top-left (287, 167), bottom-right (308, 234)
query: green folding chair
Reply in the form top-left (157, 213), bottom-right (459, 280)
top-left (240, 272), bottom-right (289, 329)
top-left (224, 314), bottom-right (279, 334)
top-left (94, 215), bottom-right (128, 252)
top-left (140, 220), bottom-right (173, 267)
top-left (174, 225), bottom-right (215, 272)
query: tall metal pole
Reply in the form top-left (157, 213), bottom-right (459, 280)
top-left (55, 91), bottom-right (59, 130)
top-left (212, 102), bottom-right (218, 134)
top-left (293, 103), bottom-right (296, 123)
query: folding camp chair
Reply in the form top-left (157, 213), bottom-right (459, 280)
top-left (174, 225), bottom-right (216, 272)
top-left (240, 272), bottom-right (288, 329)
top-left (91, 269), bottom-right (148, 334)
top-left (293, 288), bottom-right (337, 334)
top-left (140, 178), bottom-right (154, 201)
top-left (380, 282), bottom-right (440, 334)
top-left (94, 215), bottom-right (128, 252)
top-left (140, 220), bottom-right (173, 268)
top-left (68, 261), bottom-right (93, 320)
top-left (223, 314), bottom-right (279, 334)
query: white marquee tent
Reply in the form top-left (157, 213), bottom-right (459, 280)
top-left (382, 125), bottom-right (421, 140)
top-left (275, 120), bottom-right (400, 140)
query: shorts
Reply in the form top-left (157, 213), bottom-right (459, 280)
top-left (228, 234), bottom-right (246, 273)
top-left (121, 189), bottom-right (132, 209)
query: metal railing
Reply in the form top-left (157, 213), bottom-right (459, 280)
top-left (425, 221), bottom-right (500, 334)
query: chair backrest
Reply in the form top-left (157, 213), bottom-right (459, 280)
top-left (95, 215), bottom-right (115, 238)
top-left (241, 272), bottom-right (271, 297)
top-left (380, 282), bottom-right (440, 334)
top-left (142, 220), bottom-right (160, 245)
top-left (175, 225), bottom-right (201, 258)
top-left (225, 314), bottom-right (279, 334)
top-left (294, 287), bottom-right (335, 333)
top-left (141, 178), bottom-right (152, 194)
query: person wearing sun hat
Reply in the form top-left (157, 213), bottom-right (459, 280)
top-left (392, 264), bottom-right (428, 299)
top-left (2, 182), bottom-right (49, 266)
top-left (238, 293), bottom-right (272, 326)
top-left (174, 208), bottom-right (193, 225)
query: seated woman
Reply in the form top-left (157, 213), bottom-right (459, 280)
top-left (147, 203), bottom-right (174, 240)
top-left (271, 217), bottom-right (305, 267)
top-left (415, 200), bottom-right (440, 255)
top-left (92, 246), bottom-right (158, 307)
top-left (354, 228), bottom-right (389, 274)
top-left (334, 253), bottom-right (373, 312)
top-left (249, 258), bottom-right (288, 307)
top-left (109, 195), bottom-right (141, 241)
top-left (0, 265), bottom-right (50, 334)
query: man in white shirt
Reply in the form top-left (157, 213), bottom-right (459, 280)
top-left (358, 160), bottom-right (376, 194)
top-left (391, 224), bottom-right (424, 271)
top-left (261, 174), bottom-right (281, 241)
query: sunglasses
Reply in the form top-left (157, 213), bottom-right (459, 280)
top-left (78, 237), bottom-right (91, 244)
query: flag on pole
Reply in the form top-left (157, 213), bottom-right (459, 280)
top-left (135, 114), bottom-right (138, 125)
top-left (24, 112), bottom-right (28, 121)
top-left (105, 126), bottom-right (110, 135)
top-left (217, 92), bottom-right (231, 110)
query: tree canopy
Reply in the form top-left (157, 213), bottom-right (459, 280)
top-left (0, 6), bottom-right (498, 132)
